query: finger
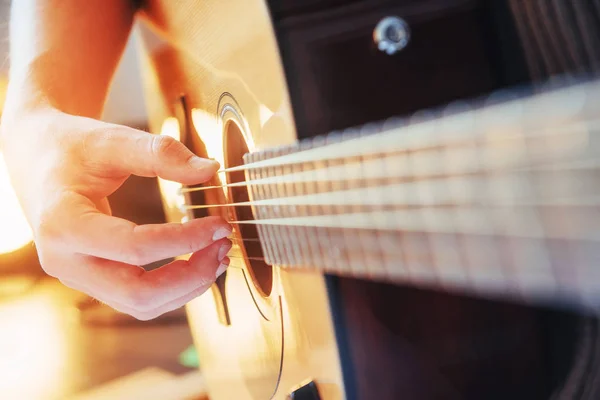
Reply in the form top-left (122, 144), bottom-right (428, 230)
top-left (60, 277), bottom-right (216, 321)
top-left (88, 125), bottom-right (219, 185)
top-left (56, 192), bottom-right (232, 265)
top-left (95, 272), bottom-right (222, 321)
top-left (132, 272), bottom-right (226, 320)
top-left (95, 198), bottom-right (112, 215)
top-left (66, 240), bottom-right (231, 316)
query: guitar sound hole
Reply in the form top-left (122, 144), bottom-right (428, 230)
top-left (225, 121), bottom-right (273, 297)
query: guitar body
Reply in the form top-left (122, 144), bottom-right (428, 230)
top-left (138, 2), bottom-right (344, 399)
top-left (137, 1), bottom-right (593, 399)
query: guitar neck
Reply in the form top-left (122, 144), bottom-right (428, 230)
top-left (237, 80), bottom-right (600, 310)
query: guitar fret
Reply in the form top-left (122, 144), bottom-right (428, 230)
top-left (336, 133), bottom-right (359, 277)
top-left (435, 143), bottom-right (471, 290)
top-left (467, 134), bottom-right (511, 296)
top-left (245, 152), bottom-right (275, 266)
top-left (355, 128), bottom-right (378, 279)
top-left (332, 129), bottom-right (365, 278)
top-left (541, 170), bottom-right (589, 301)
top-left (298, 140), bottom-right (318, 273)
top-left (415, 139), bottom-right (446, 287)
top-left (376, 144), bottom-right (394, 282)
top-left (315, 135), bottom-right (344, 276)
top-left (278, 151), bottom-right (301, 267)
top-left (270, 147), bottom-right (296, 267)
top-left (257, 150), bottom-right (281, 266)
top-left (511, 121), bottom-right (558, 300)
top-left (465, 235), bottom-right (511, 296)
top-left (240, 80), bottom-right (600, 311)
top-left (293, 141), bottom-right (313, 273)
top-left (247, 152), bottom-right (268, 264)
top-left (360, 166), bottom-right (381, 279)
top-left (432, 234), bottom-right (469, 290)
top-left (404, 143), bottom-right (438, 285)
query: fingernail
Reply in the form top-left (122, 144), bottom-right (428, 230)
top-left (217, 241), bottom-right (232, 261)
top-left (189, 156), bottom-right (219, 170)
top-left (216, 258), bottom-right (230, 278)
top-left (212, 227), bottom-right (232, 241)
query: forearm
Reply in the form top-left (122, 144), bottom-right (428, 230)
top-left (3, 0), bottom-right (138, 122)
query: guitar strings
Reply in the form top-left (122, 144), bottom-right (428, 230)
top-left (227, 255), bottom-right (267, 262)
top-left (177, 168), bottom-right (600, 210)
top-left (177, 126), bottom-right (599, 223)
top-left (226, 241), bottom-right (414, 264)
top-left (257, 207), bottom-right (587, 244)
top-left (213, 104), bottom-right (599, 174)
top-left (181, 157), bottom-right (600, 194)
top-left (224, 223), bottom-right (592, 279)
top-left (182, 85), bottom-right (600, 262)
top-left (179, 136), bottom-right (599, 195)
top-left (180, 192), bottom-right (600, 210)
top-left (229, 237), bottom-right (261, 243)
top-left (225, 233), bottom-right (595, 289)
top-left (200, 206), bottom-right (600, 241)
top-left (216, 114), bottom-right (597, 174)
top-left (215, 84), bottom-right (600, 296)
top-left (177, 159), bottom-right (600, 243)
top-left (222, 246), bottom-right (589, 300)
top-left (179, 160), bottom-right (600, 240)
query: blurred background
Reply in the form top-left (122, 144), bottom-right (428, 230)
top-left (0, 2), bottom-right (204, 399)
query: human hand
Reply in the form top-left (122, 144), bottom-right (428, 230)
top-left (0, 108), bottom-right (231, 320)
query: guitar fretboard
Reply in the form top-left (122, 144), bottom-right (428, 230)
top-left (239, 80), bottom-right (600, 310)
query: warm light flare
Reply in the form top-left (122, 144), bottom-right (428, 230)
top-left (0, 152), bottom-right (33, 254)
top-left (191, 109), bottom-right (226, 194)
top-left (156, 118), bottom-right (186, 213)
top-left (258, 103), bottom-right (274, 129)
top-left (0, 293), bottom-right (68, 399)
top-left (161, 116), bottom-right (181, 142)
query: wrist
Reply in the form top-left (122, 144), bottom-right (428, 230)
top-left (0, 89), bottom-right (58, 152)
top-left (2, 74), bottom-right (53, 119)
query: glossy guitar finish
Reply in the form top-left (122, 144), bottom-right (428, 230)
top-left (138, 1), bottom-right (344, 399)
top-left (135, 1), bottom-right (594, 399)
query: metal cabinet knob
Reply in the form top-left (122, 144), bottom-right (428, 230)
top-left (373, 16), bottom-right (410, 55)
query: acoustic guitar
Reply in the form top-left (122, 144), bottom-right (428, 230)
top-left (135, 0), bottom-right (599, 399)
